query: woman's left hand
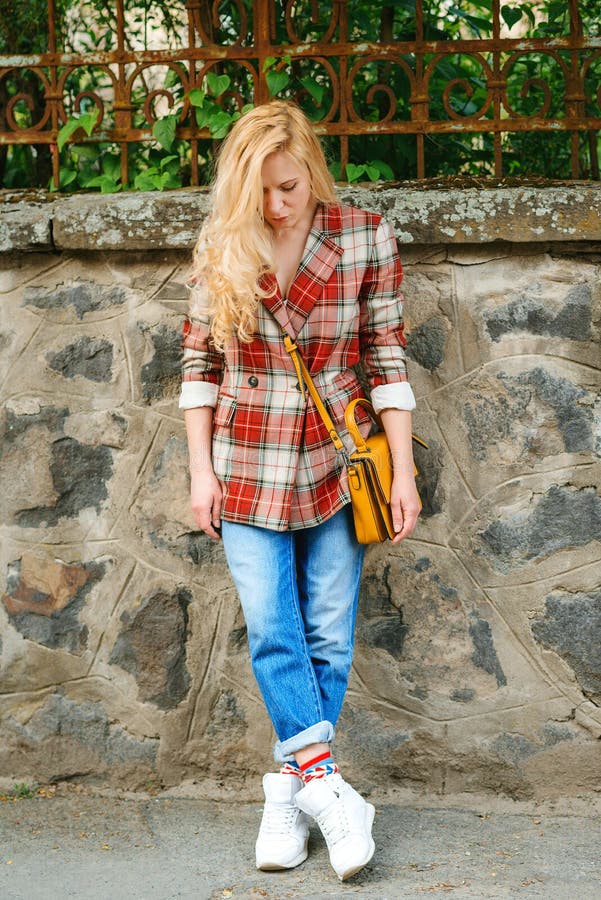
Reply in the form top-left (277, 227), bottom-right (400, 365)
top-left (389, 471), bottom-right (421, 544)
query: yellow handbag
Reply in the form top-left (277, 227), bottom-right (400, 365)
top-left (283, 333), bottom-right (427, 544)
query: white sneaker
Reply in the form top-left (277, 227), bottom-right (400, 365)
top-left (294, 772), bottom-right (375, 881)
top-left (255, 772), bottom-right (310, 870)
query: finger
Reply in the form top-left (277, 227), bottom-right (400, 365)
top-left (395, 508), bottom-right (420, 542)
top-left (204, 522), bottom-right (222, 541)
top-left (212, 490), bottom-right (222, 529)
top-left (193, 505), bottom-right (220, 541)
top-left (391, 502), bottom-right (404, 538)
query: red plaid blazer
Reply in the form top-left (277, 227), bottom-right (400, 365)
top-left (181, 203), bottom-right (411, 531)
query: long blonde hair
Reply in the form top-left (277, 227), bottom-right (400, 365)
top-left (189, 100), bottom-right (337, 349)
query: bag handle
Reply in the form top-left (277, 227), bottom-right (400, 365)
top-left (282, 332), bottom-right (346, 455)
top-left (344, 397), bottom-right (380, 453)
top-left (283, 332), bottom-right (429, 457)
top-left (345, 396), bottom-right (430, 457)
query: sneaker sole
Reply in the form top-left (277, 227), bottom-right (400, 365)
top-left (337, 803), bottom-right (376, 882)
top-left (256, 842), bottom-right (309, 871)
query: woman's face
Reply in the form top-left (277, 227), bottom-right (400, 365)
top-left (261, 151), bottom-right (314, 233)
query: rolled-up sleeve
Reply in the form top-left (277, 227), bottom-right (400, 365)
top-left (359, 218), bottom-right (416, 411)
top-left (178, 288), bottom-right (224, 409)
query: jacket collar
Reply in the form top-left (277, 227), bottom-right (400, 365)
top-left (260, 203), bottom-right (344, 340)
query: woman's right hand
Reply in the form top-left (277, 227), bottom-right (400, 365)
top-left (190, 469), bottom-right (223, 541)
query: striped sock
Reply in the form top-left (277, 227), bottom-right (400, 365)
top-left (299, 751), bottom-right (339, 784)
top-left (280, 760), bottom-right (302, 778)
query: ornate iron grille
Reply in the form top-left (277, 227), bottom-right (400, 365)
top-left (1, 0), bottom-right (600, 188)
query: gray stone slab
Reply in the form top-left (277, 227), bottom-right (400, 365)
top-left (3, 185), bottom-right (601, 253)
top-left (0, 199), bottom-right (54, 252)
top-left (51, 189), bottom-right (213, 251)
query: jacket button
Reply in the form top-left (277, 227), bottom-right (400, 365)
top-left (248, 375), bottom-right (259, 387)
top-left (295, 381), bottom-right (302, 391)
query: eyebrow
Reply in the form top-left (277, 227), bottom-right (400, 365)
top-left (263, 178), bottom-right (297, 191)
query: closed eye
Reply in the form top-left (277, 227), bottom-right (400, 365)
top-left (281, 182), bottom-right (297, 192)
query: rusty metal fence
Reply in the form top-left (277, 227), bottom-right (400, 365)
top-left (1, 0), bottom-right (600, 187)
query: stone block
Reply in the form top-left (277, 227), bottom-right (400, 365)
top-left (450, 466), bottom-right (601, 586)
top-left (428, 358), bottom-right (601, 497)
top-left (2, 552), bottom-right (100, 655)
top-left (531, 589), bottom-right (601, 704)
top-left (129, 429), bottom-right (229, 573)
top-left (353, 540), bottom-right (555, 722)
top-left (343, 185), bottom-right (601, 244)
top-left (0, 692), bottom-right (158, 787)
top-left (109, 585), bottom-right (192, 710)
top-left (46, 336), bottom-right (114, 382)
top-left (0, 200), bottom-right (53, 252)
top-left (454, 252), bottom-right (601, 371)
top-left (52, 190), bottom-right (213, 251)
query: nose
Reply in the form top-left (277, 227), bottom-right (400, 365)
top-left (264, 190), bottom-right (283, 216)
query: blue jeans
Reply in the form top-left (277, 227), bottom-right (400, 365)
top-left (221, 505), bottom-right (365, 762)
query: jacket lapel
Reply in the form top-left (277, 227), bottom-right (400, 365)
top-left (286, 204), bottom-right (343, 338)
top-left (258, 273), bottom-right (294, 335)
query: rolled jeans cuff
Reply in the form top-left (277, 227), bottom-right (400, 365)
top-left (273, 720), bottom-right (335, 763)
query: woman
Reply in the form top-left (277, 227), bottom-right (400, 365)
top-left (179, 100), bottom-right (419, 881)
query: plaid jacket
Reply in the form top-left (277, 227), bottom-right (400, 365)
top-left (180, 203), bottom-right (411, 531)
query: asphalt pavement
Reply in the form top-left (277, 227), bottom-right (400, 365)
top-left (1, 782), bottom-right (600, 900)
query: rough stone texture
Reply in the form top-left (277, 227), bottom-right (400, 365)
top-left (2, 553), bottom-right (102, 655)
top-left (46, 336), bottom-right (114, 382)
top-left (2, 185), bottom-right (601, 252)
top-left (531, 590), bottom-right (601, 703)
top-left (1, 189), bottom-right (600, 799)
top-left (52, 190), bottom-right (214, 251)
top-left (0, 198), bottom-right (54, 252)
top-left (109, 586), bottom-right (192, 710)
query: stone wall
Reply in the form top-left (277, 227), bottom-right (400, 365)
top-left (1, 186), bottom-right (600, 799)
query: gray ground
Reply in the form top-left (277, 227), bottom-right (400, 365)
top-left (1, 782), bottom-right (600, 900)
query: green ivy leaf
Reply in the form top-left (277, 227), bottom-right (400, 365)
top-left (206, 73), bottom-right (230, 97)
top-left (547, 0), bottom-right (565, 22)
top-left (188, 89), bottom-right (206, 108)
top-left (266, 69), bottom-right (290, 98)
top-left (159, 154), bottom-right (179, 170)
top-left (208, 110), bottom-right (234, 139)
top-left (299, 77), bottom-right (324, 105)
top-left (58, 166), bottom-right (78, 188)
top-left (262, 56), bottom-right (277, 72)
top-left (134, 171), bottom-right (159, 191)
top-left (153, 114), bottom-right (178, 151)
top-left (328, 160), bottom-right (342, 182)
top-left (365, 165), bottom-right (381, 182)
top-left (501, 5), bottom-right (523, 29)
top-left (195, 101), bottom-right (214, 129)
top-left (345, 163), bottom-right (366, 183)
top-left (371, 159), bottom-right (395, 180)
top-left (57, 108), bottom-right (99, 152)
top-left (84, 174), bottom-right (122, 193)
top-left (56, 118), bottom-right (81, 151)
top-left (101, 154), bottom-right (121, 179)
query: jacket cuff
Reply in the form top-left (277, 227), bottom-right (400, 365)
top-left (178, 381), bottom-right (219, 409)
top-left (371, 381), bottom-right (416, 413)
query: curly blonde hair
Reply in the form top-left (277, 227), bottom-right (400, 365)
top-left (189, 100), bottom-right (337, 350)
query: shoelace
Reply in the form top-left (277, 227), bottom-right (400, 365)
top-left (317, 798), bottom-right (349, 847)
top-left (260, 803), bottom-right (299, 835)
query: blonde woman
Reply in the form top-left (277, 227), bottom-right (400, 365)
top-left (179, 100), bottom-right (419, 881)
